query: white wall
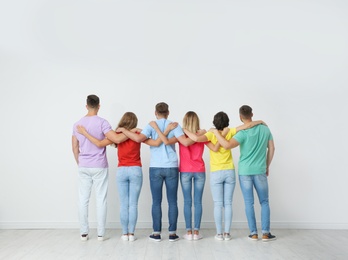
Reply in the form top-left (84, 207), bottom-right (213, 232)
top-left (1, 0), bottom-right (347, 230)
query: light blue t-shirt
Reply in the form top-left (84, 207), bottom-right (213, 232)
top-left (233, 124), bottom-right (273, 175)
top-left (141, 118), bottom-right (184, 168)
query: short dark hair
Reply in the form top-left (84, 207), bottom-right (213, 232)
top-left (213, 111), bottom-right (229, 130)
top-left (86, 95), bottom-right (100, 108)
top-left (155, 102), bottom-right (169, 115)
top-left (239, 105), bottom-right (253, 119)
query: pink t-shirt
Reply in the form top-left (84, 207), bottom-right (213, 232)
top-left (179, 141), bottom-right (206, 173)
top-left (73, 115), bottom-right (112, 168)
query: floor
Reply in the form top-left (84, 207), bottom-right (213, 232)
top-left (0, 228), bottom-right (347, 260)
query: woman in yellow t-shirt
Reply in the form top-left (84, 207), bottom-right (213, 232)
top-left (184, 111), bottom-right (263, 241)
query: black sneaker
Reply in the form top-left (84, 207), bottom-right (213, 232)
top-left (248, 234), bottom-right (258, 241)
top-left (149, 234), bottom-right (161, 242)
top-left (169, 234), bottom-right (179, 242)
top-left (262, 233), bottom-right (276, 242)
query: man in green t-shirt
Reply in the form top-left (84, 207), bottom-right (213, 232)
top-left (212, 105), bottom-right (276, 242)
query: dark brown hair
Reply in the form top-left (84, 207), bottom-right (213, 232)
top-left (213, 111), bottom-right (229, 130)
top-left (239, 105), bottom-right (253, 119)
top-left (155, 102), bottom-right (169, 116)
top-left (86, 95), bottom-right (99, 108)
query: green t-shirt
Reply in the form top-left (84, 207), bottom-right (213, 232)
top-left (233, 125), bottom-right (273, 175)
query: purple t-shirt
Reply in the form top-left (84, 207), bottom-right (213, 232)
top-left (72, 115), bottom-right (112, 168)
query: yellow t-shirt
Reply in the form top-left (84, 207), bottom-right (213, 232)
top-left (205, 128), bottom-right (236, 172)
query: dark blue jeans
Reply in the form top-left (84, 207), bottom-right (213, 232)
top-left (149, 167), bottom-right (179, 234)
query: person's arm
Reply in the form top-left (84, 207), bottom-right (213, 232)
top-left (235, 120), bottom-right (266, 133)
top-left (77, 125), bottom-right (113, 147)
top-left (210, 128), bottom-right (240, 150)
top-left (205, 142), bottom-right (220, 152)
top-left (72, 135), bottom-right (79, 164)
top-left (266, 140), bottom-right (275, 176)
top-left (116, 127), bottom-right (147, 143)
top-left (149, 121), bottom-right (179, 145)
top-left (183, 129), bottom-right (208, 142)
top-left (205, 128), bottom-right (228, 152)
top-left (144, 123), bottom-right (177, 146)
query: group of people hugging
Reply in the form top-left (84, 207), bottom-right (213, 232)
top-left (72, 94), bottom-right (276, 243)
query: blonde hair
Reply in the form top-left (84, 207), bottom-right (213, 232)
top-left (116, 112), bottom-right (138, 130)
top-left (183, 111), bottom-right (200, 133)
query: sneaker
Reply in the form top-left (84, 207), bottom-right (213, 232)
top-left (80, 234), bottom-right (89, 241)
top-left (193, 233), bottom-right (203, 240)
top-left (215, 234), bottom-right (224, 241)
top-left (169, 234), bottom-right (179, 242)
top-left (183, 233), bottom-right (193, 241)
top-left (97, 236), bottom-right (105, 241)
top-left (149, 234), bottom-right (162, 242)
top-left (128, 235), bottom-right (136, 242)
top-left (248, 234), bottom-right (258, 241)
top-left (223, 233), bottom-right (232, 241)
top-left (262, 233), bottom-right (276, 242)
top-left (121, 234), bottom-right (129, 241)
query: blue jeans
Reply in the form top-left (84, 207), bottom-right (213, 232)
top-left (180, 172), bottom-right (206, 231)
top-left (239, 174), bottom-right (270, 234)
top-left (149, 167), bottom-right (179, 234)
top-left (210, 169), bottom-right (236, 234)
top-left (78, 167), bottom-right (108, 237)
top-left (117, 166), bottom-right (143, 234)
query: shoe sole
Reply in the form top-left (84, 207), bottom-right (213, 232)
top-left (81, 235), bottom-right (89, 241)
top-left (149, 237), bottom-right (161, 242)
top-left (262, 237), bottom-right (276, 242)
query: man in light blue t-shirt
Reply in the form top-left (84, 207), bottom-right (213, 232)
top-left (119, 102), bottom-right (184, 242)
top-left (213, 105), bottom-right (276, 242)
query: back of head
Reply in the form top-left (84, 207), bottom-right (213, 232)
top-left (183, 111), bottom-right (200, 133)
top-left (213, 111), bottom-right (229, 130)
top-left (155, 102), bottom-right (169, 117)
top-left (117, 112), bottom-right (138, 130)
top-left (239, 105), bottom-right (253, 120)
top-left (86, 94), bottom-right (100, 109)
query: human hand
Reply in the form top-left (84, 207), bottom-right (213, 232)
top-left (167, 122), bottom-right (178, 131)
top-left (149, 121), bottom-right (158, 129)
top-left (116, 127), bottom-right (125, 133)
top-left (77, 125), bottom-right (87, 135)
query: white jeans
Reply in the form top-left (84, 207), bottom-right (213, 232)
top-left (78, 167), bottom-right (108, 236)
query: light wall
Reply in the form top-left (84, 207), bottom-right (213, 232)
top-left (1, 0), bottom-right (347, 230)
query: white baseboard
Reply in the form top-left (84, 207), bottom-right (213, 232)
top-left (1, 221), bottom-right (347, 230)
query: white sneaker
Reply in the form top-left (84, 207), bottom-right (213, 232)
top-left (183, 233), bottom-right (193, 241)
top-left (80, 234), bottom-right (89, 241)
top-left (128, 235), bottom-right (136, 242)
top-left (193, 233), bottom-right (203, 240)
top-left (121, 234), bottom-right (129, 241)
top-left (97, 236), bottom-right (105, 241)
top-left (215, 234), bottom-right (224, 241)
top-left (223, 233), bottom-right (232, 241)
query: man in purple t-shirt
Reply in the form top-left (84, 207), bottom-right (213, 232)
top-left (72, 94), bottom-right (112, 241)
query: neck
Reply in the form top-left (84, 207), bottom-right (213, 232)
top-left (87, 109), bottom-right (98, 116)
top-left (242, 118), bottom-right (252, 124)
